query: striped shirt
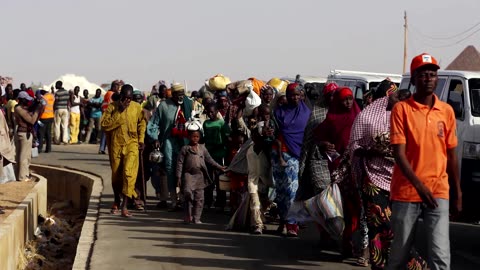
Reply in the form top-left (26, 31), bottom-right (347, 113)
top-left (54, 89), bottom-right (70, 110)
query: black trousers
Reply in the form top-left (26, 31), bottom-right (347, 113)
top-left (38, 118), bottom-right (54, 152)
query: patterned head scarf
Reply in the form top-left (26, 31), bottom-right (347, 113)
top-left (373, 78), bottom-right (398, 101)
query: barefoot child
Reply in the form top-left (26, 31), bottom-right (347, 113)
top-left (176, 129), bottom-right (225, 224)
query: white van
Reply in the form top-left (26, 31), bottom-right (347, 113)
top-left (400, 70), bottom-right (480, 219)
top-left (281, 75), bottom-right (327, 86)
top-left (327, 70), bottom-right (402, 109)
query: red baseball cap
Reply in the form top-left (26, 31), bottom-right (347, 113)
top-left (410, 53), bottom-right (440, 75)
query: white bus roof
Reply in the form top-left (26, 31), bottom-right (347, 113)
top-left (402, 70), bottom-right (480, 80)
top-left (281, 76), bottom-right (327, 83)
top-left (301, 76), bottom-right (327, 83)
top-left (328, 69), bottom-right (402, 83)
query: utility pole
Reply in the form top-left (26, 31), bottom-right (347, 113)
top-left (403, 11), bottom-right (408, 74)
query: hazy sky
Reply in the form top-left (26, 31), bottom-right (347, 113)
top-left (1, 0), bottom-right (479, 91)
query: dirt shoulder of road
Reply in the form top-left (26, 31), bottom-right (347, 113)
top-left (0, 181), bottom-right (36, 223)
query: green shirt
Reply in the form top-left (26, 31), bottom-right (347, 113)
top-left (203, 118), bottom-right (229, 162)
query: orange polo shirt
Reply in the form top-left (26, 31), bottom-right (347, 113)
top-left (390, 95), bottom-right (457, 202)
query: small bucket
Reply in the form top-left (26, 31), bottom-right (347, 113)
top-left (219, 174), bottom-right (230, 191)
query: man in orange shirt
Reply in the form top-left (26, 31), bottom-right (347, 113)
top-left (386, 53), bottom-right (462, 270)
top-left (38, 90), bottom-right (55, 153)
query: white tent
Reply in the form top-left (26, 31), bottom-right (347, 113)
top-left (43, 74), bottom-right (105, 96)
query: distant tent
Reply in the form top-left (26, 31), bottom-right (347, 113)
top-left (446, 45), bottom-right (480, 71)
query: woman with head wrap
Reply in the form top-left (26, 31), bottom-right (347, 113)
top-left (260, 85), bottom-right (275, 107)
top-left (347, 88), bottom-right (427, 268)
top-left (272, 83), bottom-right (311, 237)
top-left (314, 87), bottom-right (363, 258)
top-left (296, 83), bottom-right (332, 201)
top-left (314, 87), bottom-right (360, 168)
top-left (224, 80), bottom-right (254, 138)
top-left (322, 82), bottom-right (339, 109)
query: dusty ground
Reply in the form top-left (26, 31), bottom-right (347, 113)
top-left (0, 181), bottom-right (36, 222)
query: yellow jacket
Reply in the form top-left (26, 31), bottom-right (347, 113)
top-left (101, 101), bottom-right (146, 146)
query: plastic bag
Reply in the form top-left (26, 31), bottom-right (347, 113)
top-left (226, 192), bottom-right (251, 231)
top-left (244, 91), bottom-right (262, 117)
top-left (287, 201), bottom-right (313, 224)
top-left (304, 183), bottom-right (344, 239)
top-left (31, 147), bottom-right (39, 158)
top-left (0, 163), bottom-right (16, 184)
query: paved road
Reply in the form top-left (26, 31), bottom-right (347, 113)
top-left (33, 144), bottom-right (480, 270)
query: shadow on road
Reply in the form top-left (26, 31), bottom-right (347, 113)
top-left (99, 200), bottom-right (357, 270)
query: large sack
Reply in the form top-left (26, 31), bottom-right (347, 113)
top-left (208, 74), bottom-right (231, 91)
top-left (304, 183), bottom-right (344, 240)
top-left (248, 77), bottom-right (265, 96)
top-left (267, 78), bottom-right (288, 93)
top-left (226, 80), bottom-right (253, 96)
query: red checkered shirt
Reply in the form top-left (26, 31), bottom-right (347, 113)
top-left (348, 97), bottom-right (393, 191)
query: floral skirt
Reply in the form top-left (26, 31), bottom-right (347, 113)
top-left (272, 151), bottom-right (299, 224)
top-left (363, 180), bottom-right (428, 270)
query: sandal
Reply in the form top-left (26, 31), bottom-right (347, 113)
top-left (110, 203), bottom-right (119, 214)
top-left (355, 247), bottom-right (369, 267)
top-left (121, 209), bottom-right (133, 218)
top-left (355, 256), bottom-right (369, 267)
top-left (134, 200), bottom-right (145, 211)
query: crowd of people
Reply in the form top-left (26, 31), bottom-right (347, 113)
top-left (0, 53), bottom-right (461, 269)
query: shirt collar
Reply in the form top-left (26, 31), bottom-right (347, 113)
top-left (407, 94), bottom-right (442, 111)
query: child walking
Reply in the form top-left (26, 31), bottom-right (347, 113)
top-left (176, 129), bottom-right (226, 224)
top-left (203, 104), bottom-right (230, 210)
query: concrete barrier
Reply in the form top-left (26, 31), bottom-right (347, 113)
top-left (0, 174), bottom-right (47, 270)
top-left (30, 165), bottom-right (103, 270)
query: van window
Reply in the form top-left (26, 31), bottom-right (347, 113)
top-left (353, 83), bottom-right (366, 109)
top-left (468, 79), bottom-right (480, 117)
top-left (354, 83), bottom-right (365, 99)
top-left (399, 78), bottom-right (410, 90)
top-left (446, 79), bottom-right (465, 120)
top-left (399, 77), bottom-right (447, 96)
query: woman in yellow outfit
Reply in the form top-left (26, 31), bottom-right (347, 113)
top-left (101, 84), bottom-right (146, 217)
